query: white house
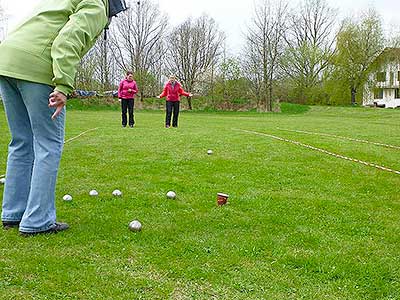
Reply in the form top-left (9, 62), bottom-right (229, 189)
top-left (363, 48), bottom-right (400, 109)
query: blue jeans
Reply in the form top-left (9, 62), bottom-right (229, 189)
top-left (0, 76), bottom-right (65, 233)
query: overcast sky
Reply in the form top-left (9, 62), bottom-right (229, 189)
top-left (2, 0), bottom-right (400, 54)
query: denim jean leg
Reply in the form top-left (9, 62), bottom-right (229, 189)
top-left (17, 80), bottom-right (65, 233)
top-left (0, 76), bottom-right (34, 223)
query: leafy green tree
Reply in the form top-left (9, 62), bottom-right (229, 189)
top-left (328, 9), bottom-right (384, 105)
top-left (215, 57), bottom-right (248, 102)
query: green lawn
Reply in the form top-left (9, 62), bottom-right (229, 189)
top-left (0, 105), bottom-right (399, 299)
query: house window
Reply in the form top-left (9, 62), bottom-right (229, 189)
top-left (374, 88), bottom-right (383, 99)
top-left (395, 88), bottom-right (400, 99)
top-left (376, 72), bottom-right (386, 82)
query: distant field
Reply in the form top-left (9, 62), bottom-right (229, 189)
top-left (0, 105), bottom-right (399, 299)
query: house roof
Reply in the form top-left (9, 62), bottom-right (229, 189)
top-left (371, 47), bottom-right (400, 67)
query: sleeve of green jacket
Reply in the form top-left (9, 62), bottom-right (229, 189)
top-left (51, 0), bottom-right (108, 96)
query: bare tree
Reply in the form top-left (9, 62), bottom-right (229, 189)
top-left (97, 36), bottom-right (112, 89)
top-left (281, 0), bottom-right (337, 103)
top-left (166, 15), bottom-right (225, 110)
top-left (75, 47), bottom-right (98, 91)
top-left (109, 0), bottom-right (168, 100)
top-left (243, 0), bottom-right (288, 112)
top-left (76, 34), bottom-right (120, 91)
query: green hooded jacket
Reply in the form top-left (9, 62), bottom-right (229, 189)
top-left (0, 0), bottom-right (108, 96)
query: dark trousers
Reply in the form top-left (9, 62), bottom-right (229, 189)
top-left (166, 101), bottom-right (180, 127)
top-left (121, 99), bottom-right (134, 126)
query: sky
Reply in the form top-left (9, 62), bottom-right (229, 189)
top-left (1, 0), bottom-right (400, 54)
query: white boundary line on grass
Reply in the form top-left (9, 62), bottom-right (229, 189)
top-left (276, 127), bottom-right (400, 150)
top-left (0, 127), bottom-right (99, 178)
top-left (236, 129), bottom-right (400, 176)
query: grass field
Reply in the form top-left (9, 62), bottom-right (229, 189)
top-left (0, 104), bottom-right (399, 299)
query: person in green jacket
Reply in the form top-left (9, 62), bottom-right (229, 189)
top-left (0, 0), bottom-right (127, 236)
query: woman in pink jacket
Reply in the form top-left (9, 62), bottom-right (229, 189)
top-left (157, 75), bottom-right (192, 128)
top-left (118, 71), bottom-right (138, 127)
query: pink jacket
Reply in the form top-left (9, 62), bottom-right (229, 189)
top-left (158, 81), bottom-right (189, 102)
top-left (118, 79), bottom-right (138, 99)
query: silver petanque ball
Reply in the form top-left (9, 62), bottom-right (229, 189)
top-left (89, 189), bottom-right (99, 196)
top-left (166, 191), bottom-right (176, 199)
top-left (207, 149), bottom-right (213, 155)
top-left (112, 189), bottom-right (122, 196)
top-left (0, 178), bottom-right (5, 184)
top-left (63, 194), bottom-right (73, 201)
top-left (128, 220), bottom-right (142, 232)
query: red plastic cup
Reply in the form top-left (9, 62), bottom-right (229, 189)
top-left (217, 193), bottom-right (229, 206)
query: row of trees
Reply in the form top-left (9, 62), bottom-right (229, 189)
top-left (76, 0), bottom-right (399, 111)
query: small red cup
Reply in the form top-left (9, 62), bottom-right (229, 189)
top-left (217, 193), bottom-right (229, 206)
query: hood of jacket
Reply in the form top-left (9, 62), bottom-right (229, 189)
top-left (108, 0), bottom-right (128, 18)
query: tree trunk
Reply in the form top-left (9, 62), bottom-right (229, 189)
top-left (140, 90), bottom-right (144, 102)
top-left (268, 83), bottom-right (273, 112)
top-left (256, 96), bottom-right (262, 112)
top-left (257, 94), bottom-right (268, 112)
top-left (351, 87), bottom-right (357, 105)
top-left (187, 96), bottom-right (193, 110)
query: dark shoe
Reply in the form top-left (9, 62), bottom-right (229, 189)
top-left (2, 220), bottom-right (20, 229)
top-left (122, 125), bottom-right (127, 128)
top-left (20, 222), bottom-right (69, 236)
top-left (165, 125), bottom-right (170, 128)
top-left (129, 125), bottom-right (134, 128)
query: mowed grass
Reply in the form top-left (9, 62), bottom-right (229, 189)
top-left (0, 104), bottom-right (400, 299)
